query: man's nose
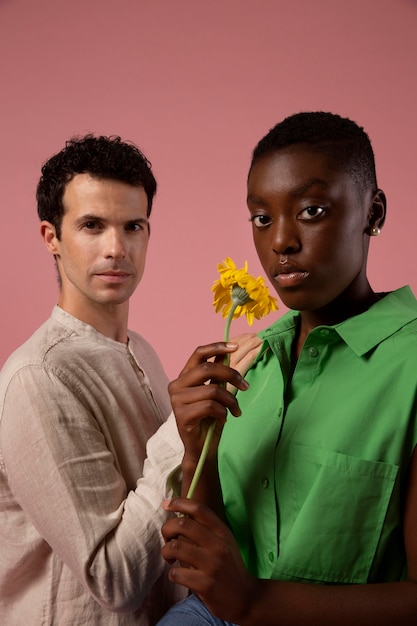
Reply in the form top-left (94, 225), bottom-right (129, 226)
top-left (105, 229), bottom-right (126, 259)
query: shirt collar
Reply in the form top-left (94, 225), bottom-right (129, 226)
top-left (51, 305), bottom-right (130, 353)
top-left (334, 286), bottom-right (417, 356)
top-left (257, 286), bottom-right (417, 359)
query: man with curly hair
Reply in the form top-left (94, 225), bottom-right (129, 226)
top-left (0, 135), bottom-right (189, 625)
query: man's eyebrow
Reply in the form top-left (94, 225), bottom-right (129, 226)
top-left (126, 217), bottom-right (149, 224)
top-left (74, 213), bottom-right (103, 224)
top-left (74, 214), bottom-right (149, 225)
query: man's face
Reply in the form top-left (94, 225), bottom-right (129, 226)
top-left (45, 173), bottom-right (149, 320)
top-left (247, 147), bottom-right (374, 314)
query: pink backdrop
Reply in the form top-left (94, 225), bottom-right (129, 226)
top-left (1, 0), bottom-right (416, 378)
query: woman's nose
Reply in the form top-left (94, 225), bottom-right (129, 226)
top-left (271, 219), bottom-right (300, 255)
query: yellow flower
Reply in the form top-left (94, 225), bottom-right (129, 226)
top-left (212, 257), bottom-right (278, 326)
top-left (186, 258), bottom-right (278, 501)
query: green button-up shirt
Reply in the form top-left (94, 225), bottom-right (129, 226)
top-left (219, 286), bottom-right (417, 584)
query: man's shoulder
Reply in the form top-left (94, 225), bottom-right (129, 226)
top-left (0, 314), bottom-right (73, 385)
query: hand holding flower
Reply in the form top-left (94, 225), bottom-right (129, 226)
top-left (161, 497), bottom-right (260, 624)
top-left (168, 258), bottom-right (277, 505)
top-left (186, 258), bottom-right (278, 499)
top-left (168, 341), bottom-right (249, 509)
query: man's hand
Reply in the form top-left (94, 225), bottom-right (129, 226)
top-left (228, 333), bottom-right (263, 392)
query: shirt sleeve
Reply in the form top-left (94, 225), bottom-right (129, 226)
top-left (0, 365), bottom-right (183, 613)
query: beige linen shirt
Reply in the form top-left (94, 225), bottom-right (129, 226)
top-left (0, 306), bottom-right (185, 625)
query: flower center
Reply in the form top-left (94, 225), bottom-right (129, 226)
top-left (231, 284), bottom-right (253, 306)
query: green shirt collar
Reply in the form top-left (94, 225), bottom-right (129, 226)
top-left (258, 286), bottom-right (417, 359)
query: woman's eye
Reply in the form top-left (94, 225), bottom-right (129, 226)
top-left (250, 214), bottom-right (272, 228)
top-left (299, 206), bottom-right (325, 220)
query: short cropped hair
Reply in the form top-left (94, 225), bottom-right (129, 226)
top-left (37, 134), bottom-right (157, 238)
top-left (250, 112), bottom-right (377, 195)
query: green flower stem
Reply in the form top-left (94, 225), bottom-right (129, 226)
top-left (186, 300), bottom-right (238, 500)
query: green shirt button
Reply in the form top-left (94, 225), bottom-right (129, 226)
top-left (268, 552), bottom-right (274, 563)
top-left (262, 477), bottom-right (269, 489)
top-left (308, 347), bottom-right (318, 357)
top-left (320, 328), bottom-right (330, 336)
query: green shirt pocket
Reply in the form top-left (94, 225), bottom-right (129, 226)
top-left (273, 443), bottom-right (399, 584)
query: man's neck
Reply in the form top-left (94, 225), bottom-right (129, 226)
top-left (58, 297), bottom-right (130, 344)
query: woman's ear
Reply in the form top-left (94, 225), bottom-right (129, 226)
top-left (367, 188), bottom-right (387, 235)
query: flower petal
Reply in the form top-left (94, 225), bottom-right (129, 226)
top-left (212, 258), bottom-right (278, 322)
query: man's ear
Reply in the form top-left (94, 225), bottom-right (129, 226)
top-left (40, 220), bottom-right (60, 255)
top-left (367, 188), bottom-right (387, 234)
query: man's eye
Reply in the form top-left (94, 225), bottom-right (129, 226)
top-left (250, 215), bottom-right (272, 228)
top-left (299, 206), bottom-right (325, 220)
top-left (125, 222), bottom-right (144, 232)
top-left (83, 221), bottom-right (99, 230)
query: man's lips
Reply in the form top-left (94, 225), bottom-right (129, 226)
top-left (95, 270), bottom-right (132, 284)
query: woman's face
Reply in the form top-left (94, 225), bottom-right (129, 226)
top-left (247, 147), bottom-right (381, 316)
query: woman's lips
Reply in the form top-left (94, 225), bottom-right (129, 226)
top-left (273, 269), bottom-right (309, 288)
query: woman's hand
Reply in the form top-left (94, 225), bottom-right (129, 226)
top-left (168, 341), bottom-right (249, 467)
top-left (168, 335), bottom-right (262, 465)
top-left (161, 497), bottom-right (259, 624)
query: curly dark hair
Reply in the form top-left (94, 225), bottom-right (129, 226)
top-left (250, 111), bottom-right (377, 196)
top-left (37, 134), bottom-right (157, 238)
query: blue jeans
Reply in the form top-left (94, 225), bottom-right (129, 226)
top-left (157, 594), bottom-right (239, 626)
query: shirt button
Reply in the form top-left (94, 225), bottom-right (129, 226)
top-left (320, 328), bottom-right (330, 336)
top-left (278, 407), bottom-right (283, 417)
top-left (262, 477), bottom-right (269, 489)
top-left (268, 552), bottom-right (274, 563)
top-left (308, 347), bottom-right (318, 357)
